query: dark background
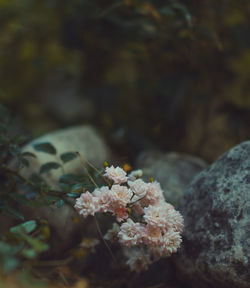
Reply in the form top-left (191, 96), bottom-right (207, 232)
top-left (1, 0), bottom-right (250, 163)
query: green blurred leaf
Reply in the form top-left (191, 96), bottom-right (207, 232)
top-left (56, 199), bottom-right (64, 208)
top-left (21, 248), bottom-right (37, 259)
top-left (21, 151), bottom-right (37, 158)
top-left (21, 234), bottom-right (49, 253)
top-left (67, 192), bottom-right (80, 198)
top-left (40, 162), bottom-right (61, 174)
top-left (2, 257), bottom-right (20, 273)
top-left (60, 152), bottom-right (77, 163)
top-left (71, 183), bottom-right (84, 192)
top-left (33, 142), bottom-right (57, 155)
top-left (10, 220), bottom-right (37, 234)
top-left (59, 182), bottom-right (71, 192)
top-left (59, 173), bottom-right (83, 185)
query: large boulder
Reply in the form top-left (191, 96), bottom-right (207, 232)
top-left (174, 142), bottom-right (250, 288)
top-left (9, 125), bottom-right (114, 255)
top-left (136, 150), bottom-right (207, 205)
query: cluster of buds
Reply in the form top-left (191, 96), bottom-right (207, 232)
top-left (75, 166), bottom-right (184, 272)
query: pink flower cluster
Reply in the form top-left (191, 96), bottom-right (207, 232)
top-left (75, 165), bottom-right (184, 272)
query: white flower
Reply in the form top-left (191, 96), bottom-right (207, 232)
top-left (118, 218), bottom-right (146, 246)
top-left (128, 179), bottom-right (148, 198)
top-left (74, 192), bottom-right (99, 217)
top-left (104, 165), bottom-right (127, 184)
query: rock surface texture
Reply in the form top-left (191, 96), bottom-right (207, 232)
top-left (136, 150), bottom-right (207, 205)
top-left (174, 141), bottom-right (250, 288)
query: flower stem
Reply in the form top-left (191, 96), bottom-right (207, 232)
top-left (94, 215), bottom-right (118, 267)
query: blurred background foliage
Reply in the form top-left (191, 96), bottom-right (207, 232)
top-left (1, 0), bottom-right (250, 162)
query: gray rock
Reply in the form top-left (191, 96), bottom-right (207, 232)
top-left (174, 141), bottom-right (250, 288)
top-left (136, 150), bottom-right (207, 205)
top-left (9, 125), bottom-right (114, 255)
top-left (18, 125), bottom-right (113, 188)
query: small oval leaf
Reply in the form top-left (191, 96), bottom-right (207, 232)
top-left (10, 220), bottom-right (37, 234)
top-left (21, 152), bottom-right (37, 158)
top-left (40, 162), bottom-right (61, 174)
top-left (60, 152), bottom-right (77, 163)
top-left (56, 200), bottom-right (64, 208)
top-left (33, 142), bottom-right (56, 155)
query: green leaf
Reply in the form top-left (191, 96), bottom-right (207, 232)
top-left (10, 220), bottom-right (37, 234)
top-left (59, 182), bottom-right (71, 192)
top-left (21, 152), bottom-right (37, 158)
top-left (21, 234), bottom-right (49, 252)
top-left (71, 183), bottom-right (84, 192)
top-left (0, 242), bottom-right (12, 254)
top-left (2, 257), bottom-right (20, 273)
top-left (60, 152), bottom-right (77, 163)
top-left (21, 248), bottom-right (37, 259)
top-left (67, 193), bottom-right (80, 198)
top-left (56, 200), bottom-right (64, 208)
top-left (40, 162), bottom-right (61, 174)
top-left (59, 173), bottom-right (80, 185)
top-left (2, 206), bottom-right (24, 220)
top-left (33, 142), bottom-right (57, 155)
top-left (43, 195), bottom-right (60, 203)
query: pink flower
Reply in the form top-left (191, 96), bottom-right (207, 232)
top-left (143, 203), bottom-right (173, 228)
top-left (110, 185), bottom-right (133, 206)
top-left (74, 192), bottom-right (99, 217)
top-left (144, 225), bottom-right (163, 246)
top-left (140, 181), bottom-right (165, 207)
top-left (113, 206), bottom-right (129, 222)
top-left (128, 179), bottom-right (148, 198)
top-left (149, 229), bottom-right (182, 257)
top-left (118, 219), bottom-right (146, 246)
top-left (104, 166), bottom-right (128, 184)
top-left (92, 186), bottom-right (112, 212)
